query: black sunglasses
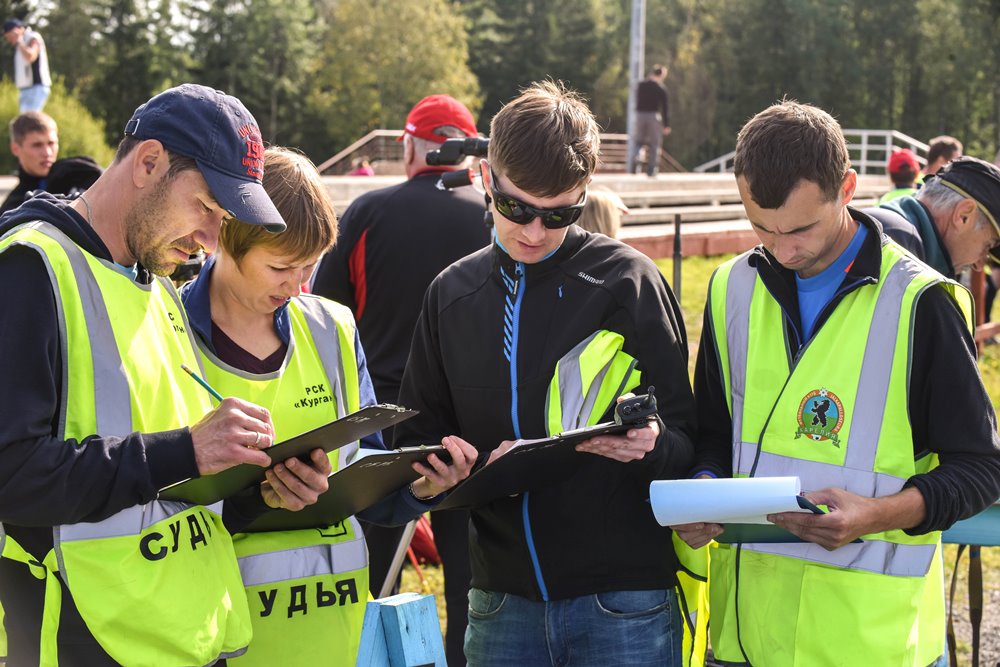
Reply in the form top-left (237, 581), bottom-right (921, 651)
top-left (488, 168), bottom-right (587, 229)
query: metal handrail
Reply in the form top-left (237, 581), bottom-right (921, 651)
top-left (315, 129), bottom-right (402, 174)
top-left (694, 129), bottom-right (930, 175)
top-left (317, 131), bottom-right (685, 175)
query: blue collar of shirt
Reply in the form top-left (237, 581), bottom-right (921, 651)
top-left (179, 255), bottom-right (292, 354)
top-left (795, 223), bottom-right (869, 293)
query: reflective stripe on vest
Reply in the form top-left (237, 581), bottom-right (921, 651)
top-left (197, 294), bottom-right (368, 666)
top-left (0, 221), bottom-right (252, 666)
top-left (544, 329), bottom-right (641, 435)
top-left (237, 517), bottom-right (367, 587)
top-left (295, 295), bottom-right (359, 469)
top-left (198, 295), bottom-right (361, 471)
top-left (56, 501), bottom-right (224, 542)
top-left (2, 221), bottom-right (134, 437)
top-left (717, 248), bottom-right (965, 578)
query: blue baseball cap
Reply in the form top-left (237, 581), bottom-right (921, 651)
top-left (124, 84), bottom-right (286, 232)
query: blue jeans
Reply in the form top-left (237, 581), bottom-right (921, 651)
top-left (19, 84), bottom-right (50, 112)
top-left (464, 587), bottom-right (681, 666)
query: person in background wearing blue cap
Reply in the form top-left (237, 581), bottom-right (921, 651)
top-left (0, 84), bottom-right (330, 666)
top-left (2, 18), bottom-right (50, 112)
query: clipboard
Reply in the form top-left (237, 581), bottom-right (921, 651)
top-left (435, 419), bottom-right (637, 511)
top-left (242, 445), bottom-right (450, 533)
top-left (158, 404), bottom-right (418, 505)
top-left (714, 495), bottom-right (862, 544)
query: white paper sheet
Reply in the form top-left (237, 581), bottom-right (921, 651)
top-left (649, 477), bottom-right (813, 526)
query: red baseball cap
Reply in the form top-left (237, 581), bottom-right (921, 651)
top-left (888, 148), bottom-right (920, 175)
top-left (398, 95), bottom-right (477, 144)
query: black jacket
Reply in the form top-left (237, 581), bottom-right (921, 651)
top-left (694, 209), bottom-right (1000, 534)
top-left (636, 79), bottom-right (670, 122)
top-left (0, 167), bottom-right (43, 214)
top-left (0, 196), bottom-right (200, 666)
top-left (312, 170), bottom-right (489, 404)
top-left (395, 225), bottom-right (696, 601)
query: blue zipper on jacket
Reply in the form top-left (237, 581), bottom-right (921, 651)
top-left (501, 261), bottom-right (550, 600)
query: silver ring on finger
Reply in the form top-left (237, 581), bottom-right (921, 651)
top-left (253, 431), bottom-right (261, 447)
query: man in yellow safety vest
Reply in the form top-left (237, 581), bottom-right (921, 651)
top-left (0, 84), bottom-right (332, 666)
top-left (673, 100), bottom-right (1000, 667)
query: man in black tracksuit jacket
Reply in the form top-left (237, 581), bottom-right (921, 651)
top-left (395, 82), bottom-right (695, 666)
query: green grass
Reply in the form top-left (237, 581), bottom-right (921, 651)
top-left (655, 255), bottom-right (731, 378)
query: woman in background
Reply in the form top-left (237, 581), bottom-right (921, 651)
top-left (577, 186), bottom-right (628, 237)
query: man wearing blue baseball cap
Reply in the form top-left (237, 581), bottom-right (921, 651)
top-left (0, 84), bottom-right (330, 666)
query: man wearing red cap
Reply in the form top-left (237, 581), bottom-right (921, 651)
top-left (879, 148), bottom-right (921, 204)
top-left (312, 93), bottom-right (489, 666)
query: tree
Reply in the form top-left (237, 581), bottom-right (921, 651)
top-left (461, 0), bottom-right (623, 129)
top-left (36, 0), bottom-right (100, 94)
top-left (304, 0), bottom-right (481, 161)
top-left (83, 0), bottom-right (159, 146)
top-left (186, 0), bottom-right (317, 146)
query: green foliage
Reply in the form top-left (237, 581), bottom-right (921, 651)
top-left (37, 0), bottom-right (101, 95)
top-left (186, 0), bottom-right (318, 147)
top-left (8, 0), bottom-right (1000, 172)
top-left (460, 0), bottom-right (625, 130)
top-left (80, 0), bottom-right (159, 146)
top-left (0, 79), bottom-right (113, 175)
top-left (304, 0), bottom-right (481, 161)
top-left (645, 0), bottom-right (1000, 168)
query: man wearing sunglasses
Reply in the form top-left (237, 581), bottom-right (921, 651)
top-left (866, 156), bottom-right (1000, 280)
top-left (395, 81), bottom-right (695, 665)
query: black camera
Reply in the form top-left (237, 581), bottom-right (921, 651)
top-left (425, 137), bottom-right (490, 166)
top-left (614, 387), bottom-right (658, 426)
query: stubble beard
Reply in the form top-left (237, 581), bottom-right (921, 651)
top-left (124, 177), bottom-right (186, 277)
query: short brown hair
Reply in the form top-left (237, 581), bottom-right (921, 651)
top-left (734, 100), bottom-right (850, 208)
top-left (926, 136), bottom-right (963, 169)
top-left (10, 111), bottom-right (56, 145)
top-left (219, 147), bottom-right (337, 264)
top-left (488, 80), bottom-right (600, 198)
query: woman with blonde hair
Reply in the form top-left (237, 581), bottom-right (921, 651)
top-left (577, 186), bottom-right (629, 238)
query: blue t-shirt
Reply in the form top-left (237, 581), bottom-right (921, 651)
top-left (795, 224), bottom-right (868, 341)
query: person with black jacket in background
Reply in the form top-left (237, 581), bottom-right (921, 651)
top-left (1, 111), bottom-right (57, 213)
top-left (395, 81), bottom-right (695, 666)
top-left (312, 94), bottom-right (488, 666)
top-left (626, 65), bottom-right (671, 176)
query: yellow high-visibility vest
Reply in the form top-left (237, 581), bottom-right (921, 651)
top-left (706, 240), bottom-right (971, 666)
top-left (0, 221), bottom-right (252, 666)
top-left (199, 295), bottom-right (369, 666)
